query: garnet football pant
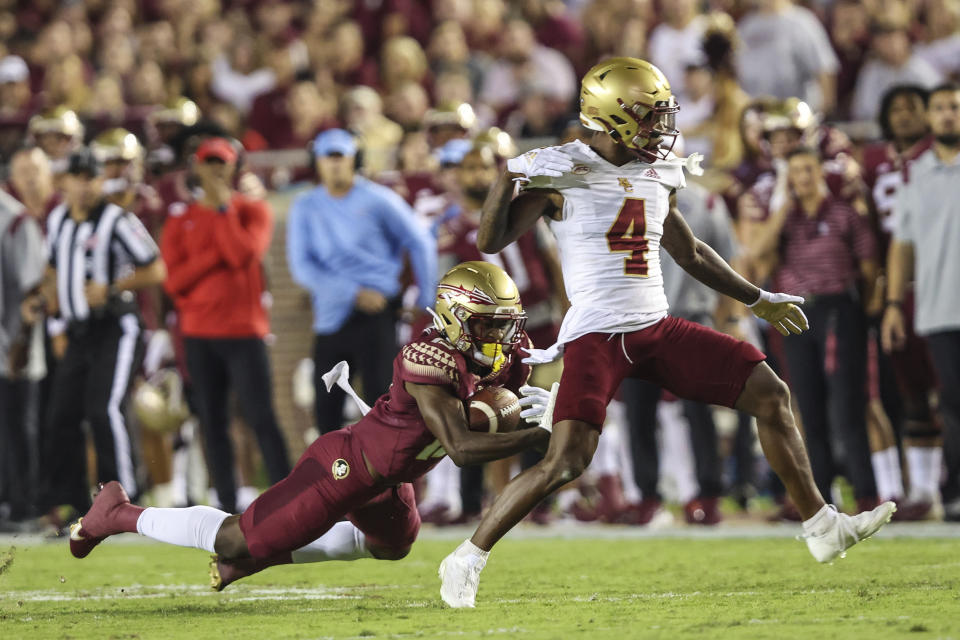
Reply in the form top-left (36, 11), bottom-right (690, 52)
top-left (239, 428), bottom-right (420, 559)
top-left (184, 337), bottom-right (291, 513)
top-left (781, 294), bottom-right (876, 501)
top-left (40, 314), bottom-right (143, 513)
top-left (313, 302), bottom-right (399, 434)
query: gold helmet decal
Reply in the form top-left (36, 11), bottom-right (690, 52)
top-left (579, 57), bottom-right (680, 162)
top-left (432, 262), bottom-right (525, 372)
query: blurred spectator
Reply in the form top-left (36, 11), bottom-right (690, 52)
top-left (829, 0), bottom-right (871, 119)
top-left (914, 0), bottom-right (960, 80)
top-left (82, 74), bottom-right (128, 123)
top-left (648, 0), bottom-right (706, 100)
top-left (760, 147), bottom-right (880, 508)
top-left (210, 34), bottom-right (277, 114)
top-left (0, 55), bottom-right (35, 117)
top-left (521, 0), bottom-right (585, 65)
top-left (427, 20), bottom-right (485, 90)
top-left (736, 0), bottom-right (839, 114)
top-left (385, 81), bottom-right (431, 132)
top-left (0, 189), bottom-right (46, 526)
top-left (5, 148), bottom-right (58, 222)
top-left (160, 138), bottom-right (291, 513)
top-left (479, 18), bottom-right (577, 114)
top-left (33, 148), bottom-right (166, 515)
top-left (341, 86), bottom-right (403, 175)
top-left (286, 129), bottom-right (436, 432)
top-left (245, 49), bottom-right (299, 149)
top-left (851, 19), bottom-right (942, 122)
top-left (328, 21), bottom-right (379, 89)
top-left (251, 77), bottom-right (338, 151)
top-left (884, 84), bottom-right (960, 521)
top-left (380, 36), bottom-right (430, 95)
top-left (145, 98), bottom-right (201, 177)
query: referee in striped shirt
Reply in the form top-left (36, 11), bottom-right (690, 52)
top-left (23, 148), bottom-right (166, 516)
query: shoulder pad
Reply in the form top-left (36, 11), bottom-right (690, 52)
top-left (400, 340), bottom-right (461, 388)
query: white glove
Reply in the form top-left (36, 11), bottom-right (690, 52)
top-left (748, 290), bottom-right (810, 336)
top-left (521, 342), bottom-right (564, 365)
top-left (519, 383), bottom-right (559, 433)
top-left (506, 148), bottom-right (574, 182)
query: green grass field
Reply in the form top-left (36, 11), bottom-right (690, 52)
top-left (2, 527), bottom-right (959, 640)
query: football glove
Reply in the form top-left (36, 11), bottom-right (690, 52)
top-left (506, 148), bottom-right (574, 182)
top-left (518, 383), bottom-right (559, 433)
top-left (749, 290), bottom-right (809, 336)
top-left (521, 342), bottom-right (564, 365)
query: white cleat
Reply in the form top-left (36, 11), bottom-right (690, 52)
top-left (804, 501), bottom-right (897, 563)
top-left (439, 540), bottom-right (487, 608)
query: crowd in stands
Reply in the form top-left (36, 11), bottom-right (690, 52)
top-left (1, 0), bottom-right (959, 532)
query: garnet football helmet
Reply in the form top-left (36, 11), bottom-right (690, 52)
top-left (579, 57), bottom-right (680, 162)
top-left (433, 262), bottom-right (526, 372)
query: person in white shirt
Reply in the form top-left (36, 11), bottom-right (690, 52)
top-left (647, 0), bottom-right (706, 101)
top-left (439, 57), bottom-right (897, 609)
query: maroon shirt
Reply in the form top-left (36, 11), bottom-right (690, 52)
top-left (349, 328), bottom-right (531, 484)
top-left (775, 196), bottom-right (877, 296)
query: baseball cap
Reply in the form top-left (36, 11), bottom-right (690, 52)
top-left (0, 56), bottom-right (29, 84)
top-left (434, 138), bottom-right (473, 167)
top-left (65, 148), bottom-right (103, 178)
top-left (194, 137), bottom-right (238, 164)
top-left (312, 128), bottom-right (357, 157)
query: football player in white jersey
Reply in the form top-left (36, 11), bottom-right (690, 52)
top-left (439, 57), bottom-right (897, 608)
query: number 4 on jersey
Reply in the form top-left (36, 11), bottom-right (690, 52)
top-left (606, 198), bottom-right (649, 276)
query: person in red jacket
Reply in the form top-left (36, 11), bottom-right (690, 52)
top-left (160, 138), bottom-right (290, 513)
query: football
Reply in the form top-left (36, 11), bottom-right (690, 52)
top-left (468, 386), bottom-right (522, 433)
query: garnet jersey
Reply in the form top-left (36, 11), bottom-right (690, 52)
top-left (862, 137), bottom-right (933, 235)
top-left (379, 171), bottom-right (451, 224)
top-left (522, 139), bottom-right (686, 345)
top-left (349, 328), bottom-right (531, 484)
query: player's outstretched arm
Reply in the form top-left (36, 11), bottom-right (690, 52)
top-left (662, 193), bottom-right (809, 336)
top-left (477, 171), bottom-right (562, 253)
top-left (405, 382), bottom-right (548, 467)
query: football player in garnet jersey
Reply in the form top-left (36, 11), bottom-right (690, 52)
top-left (861, 85), bottom-right (939, 520)
top-left (439, 57), bottom-right (897, 608)
top-left (67, 263), bottom-right (552, 590)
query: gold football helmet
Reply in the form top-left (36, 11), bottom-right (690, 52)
top-left (133, 369), bottom-right (190, 434)
top-left (149, 97), bottom-right (200, 126)
top-left (91, 128), bottom-right (142, 163)
top-left (473, 126), bottom-right (517, 160)
top-left (761, 97), bottom-right (816, 136)
top-left (432, 261), bottom-right (526, 372)
top-left (579, 57), bottom-right (679, 162)
top-left (28, 106), bottom-right (84, 140)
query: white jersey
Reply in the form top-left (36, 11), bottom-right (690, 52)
top-left (523, 140), bottom-right (687, 346)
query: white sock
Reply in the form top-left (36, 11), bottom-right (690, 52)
top-left (802, 504), bottom-right (838, 537)
top-left (291, 521), bottom-right (372, 563)
top-left (455, 539), bottom-right (489, 565)
top-left (907, 447), bottom-right (942, 502)
top-left (657, 401), bottom-right (698, 504)
top-left (136, 506), bottom-right (229, 552)
top-left (872, 447), bottom-right (904, 500)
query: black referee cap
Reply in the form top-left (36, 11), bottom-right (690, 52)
top-left (66, 148), bottom-right (102, 177)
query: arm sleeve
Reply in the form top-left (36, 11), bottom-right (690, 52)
top-left (160, 216), bottom-right (223, 297)
top-left (399, 342), bottom-right (461, 392)
top-left (211, 197), bottom-right (273, 269)
top-left (377, 188), bottom-right (438, 309)
top-left (285, 196), bottom-right (360, 305)
top-left (113, 213), bottom-right (159, 266)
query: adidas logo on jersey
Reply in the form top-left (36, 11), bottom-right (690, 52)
top-left (644, 168), bottom-right (661, 180)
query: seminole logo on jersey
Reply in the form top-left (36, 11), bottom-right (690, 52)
top-left (332, 458), bottom-right (350, 480)
top-left (436, 283), bottom-right (497, 306)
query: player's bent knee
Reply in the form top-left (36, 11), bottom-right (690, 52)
top-left (213, 515), bottom-right (249, 560)
top-left (369, 544), bottom-right (412, 561)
